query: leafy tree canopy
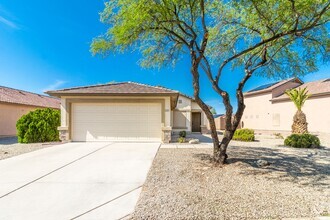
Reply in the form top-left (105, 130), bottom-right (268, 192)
top-left (91, 0), bottom-right (330, 78)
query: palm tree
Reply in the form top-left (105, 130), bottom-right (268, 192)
top-left (285, 87), bottom-right (310, 134)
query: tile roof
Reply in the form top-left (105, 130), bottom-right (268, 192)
top-left (272, 78), bottom-right (330, 101)
top-left (245, 77), bottom-right (303, 96)
top-left (0, 86), bottom-right (60, 109)
top-left (46, 82), bottom-right (179, 96)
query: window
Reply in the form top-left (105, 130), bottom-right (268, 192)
top-left (178, 99), bottom-right (182, 104)
top-left (272, 114), bottom-right (280, 126)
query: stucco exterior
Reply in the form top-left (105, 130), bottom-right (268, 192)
top-left (171, 95), bottom-right (208, 134)
top-left (0, 85), bottom-right (60, 137)
top-left (57, 94), bottom-right (209, 143)
top-left (0, 103), bottom-right (44, 136)
top-left (242, 78), bottom-right (330, 134)
top-left (58, 95), bottom-right (172, 142)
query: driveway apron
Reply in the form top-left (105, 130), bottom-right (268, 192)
top-left (0, 142), bottom-right (160, 220)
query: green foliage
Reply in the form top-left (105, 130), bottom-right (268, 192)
top-left (16, 108), bottom-right (60, 143)
top-left (178, 137), bottom-right (186, 143)
top-left (285, 87), bottom-right (310, 111)
top-left (232, 128), bottom-right (255, 142)
top-left (210, 107), bottom-right (217, 115)
top-left (284, 133), bottom-right (320, 148)
top-left (179, 130), bottom-right (186, 138)
top-left (91, 0), bottom-right (330, 77)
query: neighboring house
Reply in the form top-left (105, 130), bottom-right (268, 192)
top-left (46, 82), bottom-right (209, 143)
top-left (212, 114), bottom-right (241, 131)
top-left (0, 86), bottom-right (60, 136)
top-left (242, 78), bottom-right (330, 133)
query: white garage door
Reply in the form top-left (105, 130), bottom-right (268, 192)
top-left (72, 103), bottom-right (162, 142)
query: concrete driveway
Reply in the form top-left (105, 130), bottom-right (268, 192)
top-left (0, 142), bottom-right (160, 220)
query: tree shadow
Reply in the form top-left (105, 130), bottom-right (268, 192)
top-left (226, 145), bottom-right (330, 190)
top-left (192, 145), bottom-right (330, 190)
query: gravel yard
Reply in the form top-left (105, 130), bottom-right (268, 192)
top-left (131, 140), bottom-right (330, 219)
top-left (0, 137), bottom-right (60, 160)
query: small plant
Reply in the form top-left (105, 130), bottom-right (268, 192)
top-left (16, 108), bottom-right (60, 143)
top-left (273, 133), bottom-right (284, 139)
top-left (179, 130), bottom-right (186, 138)
top-left (284, 133), bottom-right (320, 148)
top-left (178, 137), bottom-right (186, 143)
top-left (232, 128), bottom-right (255, 142)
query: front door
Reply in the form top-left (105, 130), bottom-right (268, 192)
top-left (192, 112), bottom-right (201, 132)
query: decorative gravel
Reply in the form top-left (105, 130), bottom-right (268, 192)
top-left (0, 137), bottom-right (60, 160)
top-left (131, 145), bottom-right (330, 219)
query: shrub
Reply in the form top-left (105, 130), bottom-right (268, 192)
top-left (178, 137), bottom-right (186, 143)
top-left (179, 130), bottom-right (186, 138)
top-left (284, 134), bottom-right (320, 148)
top-left (16, 108), bottom-right (60, 143)
top-left (232, 128), bottom-right (255, 142)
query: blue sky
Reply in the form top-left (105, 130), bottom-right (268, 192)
top-left (0, 0), bottom-right (329, 113)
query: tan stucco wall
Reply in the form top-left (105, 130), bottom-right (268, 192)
top-left (172, 95), bottom-right (208, 133)
top-left (0, 102), bottom-right (42, 136)
top-left (272, 96), bottom-right (330, 133)
top-left (59, 95), bottom-right (210, 140)
top-left (243, 94), bottom-right (330, 133)
top-left (242, 93), bottom-right (273, 130)
top-left (59, 95), bottom-right (172, 141)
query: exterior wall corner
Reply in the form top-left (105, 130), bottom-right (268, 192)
top-left (58, 126), bottom-right (69, 142)
top-left (162, 126), bottom-right (172, 143)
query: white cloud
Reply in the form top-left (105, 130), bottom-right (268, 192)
top-left (43, 80), bottom-right (67, 92)
top-left (0, 15), bottom-right (18, 29)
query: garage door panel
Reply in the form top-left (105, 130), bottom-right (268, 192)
top-left (72, 103), bottom-right (161, 142)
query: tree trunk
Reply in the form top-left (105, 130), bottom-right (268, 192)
top-left (292, 110), bottom-right (308, 134)
top-left (190, 64), bottom-right (220, 154)
top-left (213, 82), bottom-right (247, 164)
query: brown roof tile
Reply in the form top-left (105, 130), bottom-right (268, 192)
top-left (272, 78), bottom-right (330, 101)
top-left (46, 82), bottom-right (179, 96)
top-left (0, 86), bottom-right (60, 109)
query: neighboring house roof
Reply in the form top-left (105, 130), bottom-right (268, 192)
top-left (244, 77), bottom-right (303, 97)
top-left (0, 86), bottom-right (60, 109)
top-left (272, 78), bottom-right (330, 102)
top-left (46, 82), bottom-right (179, 96)
top-left (213, 114), bottom-right (224, 118)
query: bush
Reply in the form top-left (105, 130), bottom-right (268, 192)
top-left (179, 130), bottom-right (186, 138)
top-left (232, 128), bottom-right (255, 142)
top-left (284, 134), bottom-right (320, 148)
top-left (16, 108), bottom-right (60, 143)
top-left (178, 137), bottom-right (186, 143)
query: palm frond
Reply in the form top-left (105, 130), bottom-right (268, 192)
top-left (285, 87), bottom-right (310, 111)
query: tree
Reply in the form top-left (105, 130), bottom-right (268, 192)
top-left (285, 87), bottom-right (310, 134)
top-left (91, 0), bottom-right (330, 164)
top-left (210, 107), bottom-right (217, 115)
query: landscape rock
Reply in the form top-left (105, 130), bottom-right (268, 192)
top-left (256, 159), bottom-right (270, 167)
top-left (189, 139), bottom-right (199, 144)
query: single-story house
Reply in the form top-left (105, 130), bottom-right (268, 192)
top-left (212, 114), bottom-right (241, 131)
top-left (0, 86), bottom-right (60, 136)
top-left (46, 82), bottom-right (209, 143)
top-left (242, 78), bottom-right (330, 133)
